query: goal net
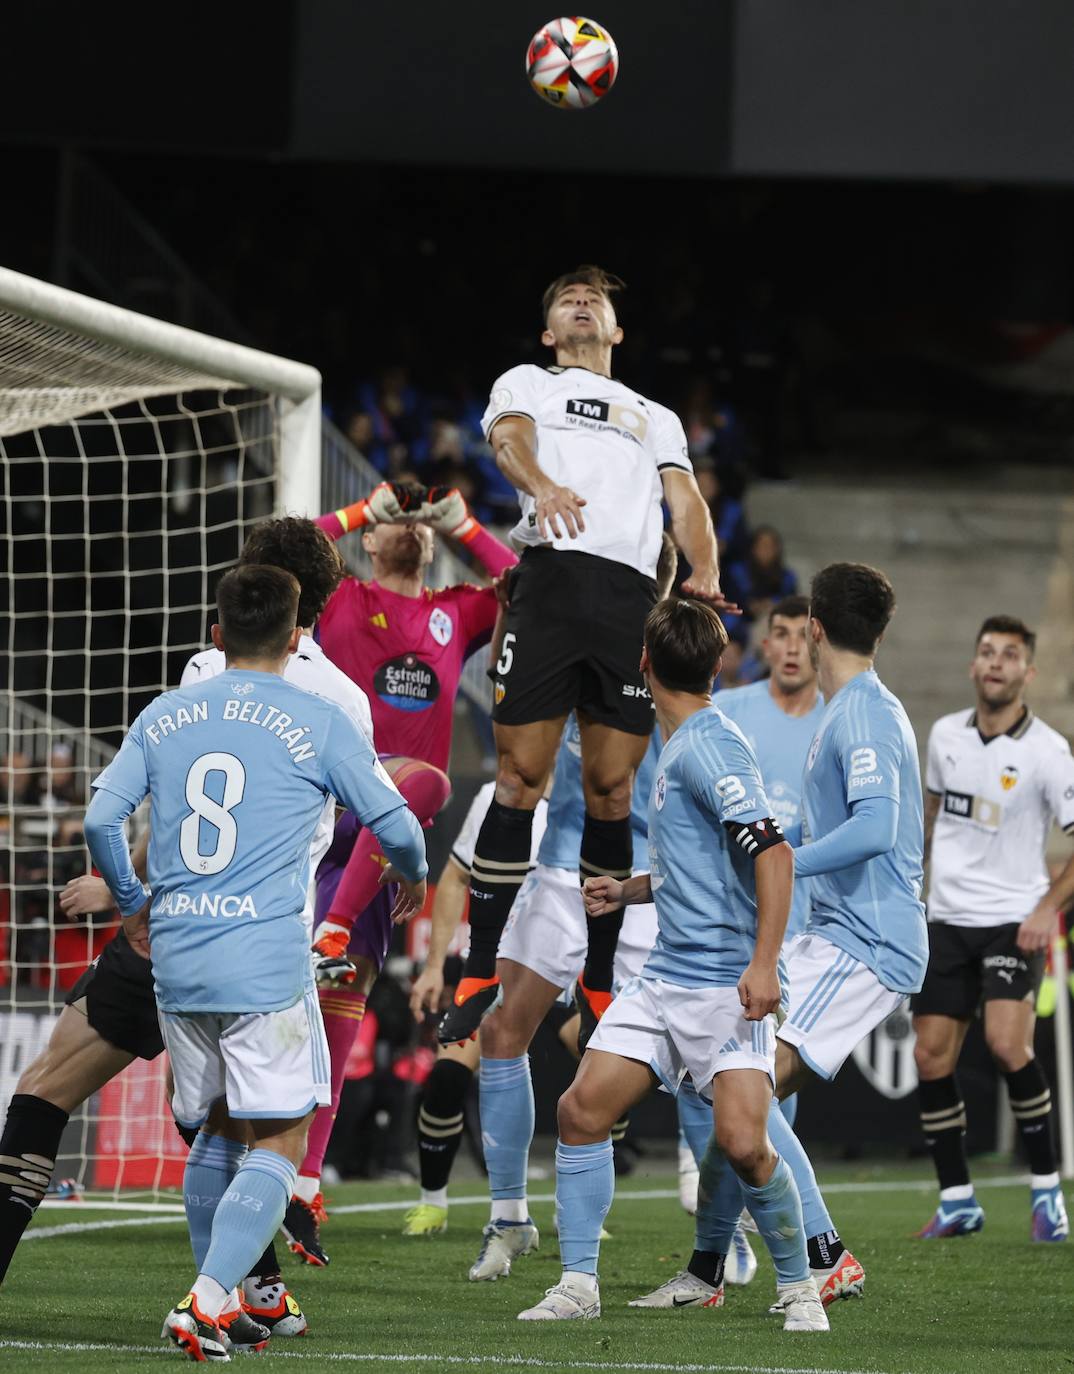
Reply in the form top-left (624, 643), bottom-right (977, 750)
top-left (0, 266), bottom-right (320, 1199)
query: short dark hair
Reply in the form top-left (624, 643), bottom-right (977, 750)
top-left (541, 265), bottom-right (624, 324)
top-left (976, 615), bottom-right (1036, 659)
top-left (655, 532), bottom-right (678, 598)
top-left (768, 593), bottom-right (810, 627)
top-left (239, 517), bottom-right (345, 628)
top-left (644, 596), bottom-right (729, 693)
top-left (216, 564), bottom-right (300, 660)
top-left (809, 563), bottom-right (895, 656)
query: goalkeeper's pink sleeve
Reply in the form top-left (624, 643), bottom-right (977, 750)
top-left (453, 518), bottom-right (517, 578)
top-left (315, 500), bottom-right (370, 542)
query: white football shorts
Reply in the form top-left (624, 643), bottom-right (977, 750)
top-left (777, 932), bottom-right (905, 1081)
top-left (497, 862), bottom-right (658, 991)
top-left (588, 974), bottom-right (777, 1099)
top-left (161, 989), bottom-right (332, 1129)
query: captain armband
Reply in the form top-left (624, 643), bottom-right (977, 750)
top-left (723, 817), bottom-right (785, 859)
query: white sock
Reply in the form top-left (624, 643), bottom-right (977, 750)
top-left (939, 1184), bottom-right (975, 1203)
top-left (491, 1198), bottom-right (528, 1224)
top-left (294, 1174), bottom-right (320, 1204)
top-left (190, 1274), bottom-right (230, 1321)
top-left (563, 1270), bottom-right (598, 1294)
top-left (1031, 1172), bottom-right (1060, 1191)
top-left (421, 1188), bottom-right (448, 1209)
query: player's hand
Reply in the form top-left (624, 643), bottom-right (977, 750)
top-left (582, 875), bottom-right (624, 917)
top-left (422, 486), bottom-right (470, 535)
top-left (366, 480), bottom-right (428, 525)
top-left (122, 902), bottom-right (152, 960)
top-left (492, 568), bottom-right (513, 609)
top-left (737, 959), bottom-right (781, 1021)
top-left (379, 867), bottom-right (428, 925)
top-left (59, 873), bottom-right (114, 920)
top-left (1016, 901), bottom-right (1059, 953)
top-left (410, 964), bottom-right (445, 1021)
top-left (534, 482), bottom-right (586, 540)
top-left (680, 566), bottom-right (741, 614)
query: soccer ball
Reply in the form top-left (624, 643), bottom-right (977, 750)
top-left (526, 16), bottom-right (619, 110)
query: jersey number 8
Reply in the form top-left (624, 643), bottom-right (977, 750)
top-left (179, 752), bottom-right (247, 875)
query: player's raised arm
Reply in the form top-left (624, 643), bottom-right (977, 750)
top-left (489, 414), bottom-right (586, 540)
top-left (660, 468), bottom-right (736, 612)
top-left (421, 485), bottom-right (518, 578)
top-left (315, 480), bottom-right (428, 542)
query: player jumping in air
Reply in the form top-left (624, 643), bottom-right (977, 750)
top-left (440, 265), bottom-right (732, 1047)
top-left (913, 615), bottom-right (1074, 1241)
top-left (518, 597), bottom-right (825, 1329)
top-left (83, 565), bottom-right (427, 1360)
top-left (265, 482), bottom-right (514, 1262)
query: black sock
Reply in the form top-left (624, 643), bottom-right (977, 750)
top-left (248, 1242), bottom-right (282, 1282)
top-left (807, 1229), bottom-right (845, 1269)
top-left (687, 1248), bottom-right (724, 1288)
top-left (580, 813), bottom-right (633, 992)
top-left (418, 1059), bottom-right (473, 1193)
top-left (918, 1074), bottom-right (970, 1191)
top-left (1005, 1060), bottom-right (1058, 1177)
top-left (0, 1093), bottom-right (69, 1285)
top-left (175, 1122), bottom-right (199, 1149)
top-left (464, 802), bottom-right (535, 979)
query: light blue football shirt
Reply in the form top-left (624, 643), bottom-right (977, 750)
top-left (643, 706), bottom-right (774, 989)
top-left (537, 712), bottom-right (658, 872)
top-left (716, 681), bottom-right (825, 939)
top-left (90, 670), bottom-right (426, 1015)
top-left (800, 668), bottom-right (927, 994)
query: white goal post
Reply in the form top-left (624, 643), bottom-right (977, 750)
top-left (0, 265), bottom-right (321, 1196)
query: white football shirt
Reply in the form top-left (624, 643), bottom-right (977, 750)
top-left (482, 363), bottom-right (692, 579)
top-left (180, 635), bottom-right (379, 926)
top-left (449, 780), bottom-right (548, 874)
top-left (926, 708), bottom-right (1074, 927)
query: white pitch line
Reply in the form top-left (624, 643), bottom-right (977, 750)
top-left (0, 1340), bottom-right (903, 1374)
top-left (24, 1173), bottom-right (1038, 1240)
top-left (38, 1198), bottom-right (185, 1212)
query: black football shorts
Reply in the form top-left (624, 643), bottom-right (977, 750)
top-left (912, 921), bottom-right (1044, 1020)
top-left (66, 929), bottom-right (164, 1060)
top-left (491, 547), bottom-right (657, 736)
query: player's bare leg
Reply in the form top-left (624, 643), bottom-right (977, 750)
top-left (467, 959), bottom-right (565, 1280)
top-left (574, 716), bottom-right (649, 1046)
top-left (441, 716), bottom-right (566, 1044)
top-left (0, 1006), bottom-right (134, 1285)
top-left (406, 1035), bottom-right (481, 1236)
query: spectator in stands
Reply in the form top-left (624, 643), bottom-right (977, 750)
top-left (39, 742), bottom-right (83, 808)
top-left (724, 525), bottom-right (798, 627)
top-left (693, 455), bottom-right (749, 562)
top-left (0, 751), bottom-right (36, 808)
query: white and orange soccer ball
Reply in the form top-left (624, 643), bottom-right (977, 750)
top-left (526, 16), bottom-right (619, 110)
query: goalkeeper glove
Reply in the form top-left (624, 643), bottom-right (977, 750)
top-left (312, 922), bottom-right (358, 988)
top-left (317, 481), bottom-right (428, 539)
top-left (422, 486), bottom-right (477, 540)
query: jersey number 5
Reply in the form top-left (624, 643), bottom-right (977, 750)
top-left (179, 752), bottom-right (246, 875)
top-left (496, 633), bottom-right (516, 677)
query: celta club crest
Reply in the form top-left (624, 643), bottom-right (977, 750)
top-left (850, 1003), bottom-right (918, 1099)
top-left (1000, 765), bottom-right (1019, 792)
top-left (428, 607), bottom-right (453, 647)
top-left (807, 733), bottom-right (821, 770)
top-left (655, 772), bottom-right (667, 810)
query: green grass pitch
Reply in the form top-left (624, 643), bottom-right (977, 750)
top-left (0, 1163), bottom-right (1068, 1373)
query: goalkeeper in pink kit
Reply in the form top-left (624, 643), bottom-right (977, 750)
top-left (281, 482), bottom-right (516, 1263)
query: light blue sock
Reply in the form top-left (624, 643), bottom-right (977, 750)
top-left (555, 1140), bottom-right (613, 1276)
top-left (742, 1155), bottom-right (809, 1285)
top-left (183, 1132), bottom-right (247, 1270)
top-left (479, 1056), bottom-right (534, 1207)
top-left (694, 1139), bottom-right (744, 1255)
top-left (676, 1081), bottom-right (715, 1166)
top-left (766, 1100), bottom-right (833, 1238)
top-left (780, 1092), bottom-right (799, 1128)
top-left (199, 1148), bottom-right (297, 1293)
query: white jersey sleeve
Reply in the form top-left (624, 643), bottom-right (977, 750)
top-left (482, 365), bottom-right (542, 439)
top-left (651, 401), bottom-right (692, 476)
top-left (1043, 737), bottom-right (1074, 835)
top-left (925, 721), bottom-right (943, 795)
top-left (180, 647), bottom-right (225, 687)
